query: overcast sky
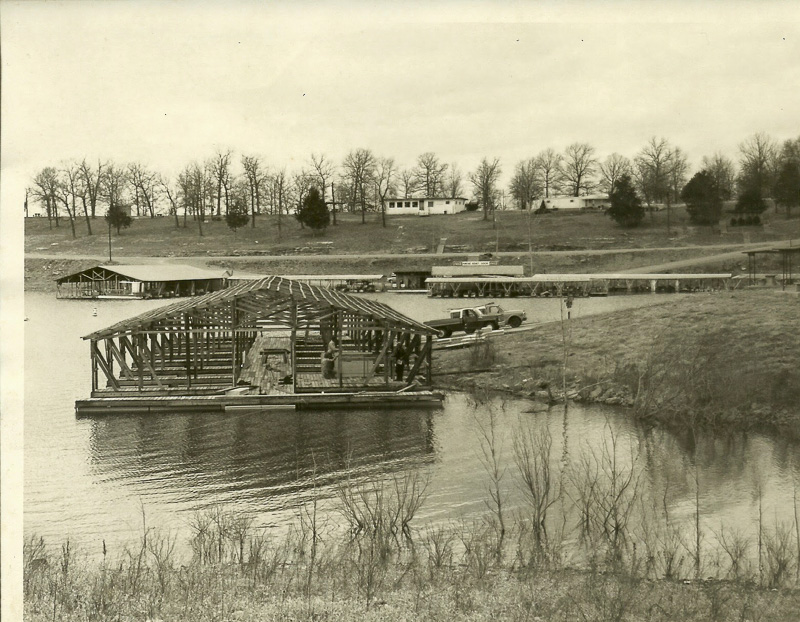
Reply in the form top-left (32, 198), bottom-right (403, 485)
top-left (2, 0), bottom-right (799, 212)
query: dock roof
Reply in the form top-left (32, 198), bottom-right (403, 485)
top-left (57, 264), bottom-right (229, 283)
top-left (84, 275), bottom-right (437, 340)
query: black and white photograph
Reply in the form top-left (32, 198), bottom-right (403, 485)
top-left (2, 1), bottom-right (800, 619)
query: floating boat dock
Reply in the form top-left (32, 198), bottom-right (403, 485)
top-left (76, 390), bottom-right (444, 415)
top-left (76, 276), bottom-right (442, 416)
top-left (425, 273), bottom-right (732, 297)
top-left (56, 264), bottom-right (230, 299)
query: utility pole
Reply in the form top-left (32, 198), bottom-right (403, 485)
top-left (331, 182), bottom-right (337, 225)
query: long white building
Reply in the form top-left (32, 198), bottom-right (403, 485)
top-left (538, 194), bottom-right (609, 210)
top-left (387, 197), bottom-right (469, 216)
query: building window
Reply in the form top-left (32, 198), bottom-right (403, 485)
top-left (446, 200), bottom-right (450, 204)
top-left (428, 201), bottom-right (433, 207)
top-left (389, 202), bottom-right (395, 208)
top-left (405, 201), bottom-right (410, 207)
top-left (412, 201), bottom-right (418, 207)
top-left (570, 199), bottom-right (574, 203)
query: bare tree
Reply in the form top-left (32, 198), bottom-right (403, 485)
top-left (598, 153), bottom-right (633, 196)
top-left (445, 162), bottom-right (464, 198)
top-left (59, 162), bottom-right (89, 238)
top-left (63, 160), bottom-right (92, 234)
top-left (634, 137), bottom-right (675, 214)
top-left (414, 152), bottom-right (448, 197)
top-left (101, 163), bottom-right (129, 216)
top-left (79, 159), bottom-right (106, 219)
top-left (272, 167), bottom-right (289, 239)
top-left (178, 163), bottom-right (206, 235)
top-left (399, 168), bottom-right (418, 198)
top-left (32, 167), bottom-right (61, 227)
top-left (342, 148), bottom-right (376, 224)
top-left (509, 157), bottom-right (541, 210)
top-left (469, 157), bottom-right (502, 221)
top-left (159, 174), bottom-right (182, 228)
top-left (128, 163), bottom-right (160, 218)
top-left (374, 156), bottom-right (397, 227)
top-left (241, 155), bottom-right (266, 228)
top-left (561, 142), bottom-right (597, 197)
top-left (701, 153), bottom-right (737, 201)
top-left (210, 149), bottom-right (233, 216)
top-left (309, 153), bottom-right (335, 204)
top-left (738, 132), bottom-right (778, 198)
top-left (534, 148), bottom-right (563, 198)
top-left (668, 147), bottom-right (690, 204)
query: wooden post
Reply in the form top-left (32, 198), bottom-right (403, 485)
top-left (337, 311), bottom-right (343, 387)
top-left (137, 334), bottom-right (144, 391)
top-left (425, 335), bottom-right (432, 385)
top-left (290, 301), bottom-right (297, 390)
top-left (90, 339), bottom-right (98, 392)
top-left (231, 300), bottom-right (238, 386)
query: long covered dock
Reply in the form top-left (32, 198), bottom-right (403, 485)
top-left (56, 264), bottom-right (229, 299)
top-left (426, 273), bottom-right (732, 297)
top-left (76, 276), bottom-right (442, 414)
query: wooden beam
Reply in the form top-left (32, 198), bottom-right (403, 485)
top-left (139, 339), bottom-right (165, 389)
top-left (405, 338), bottom-right (432, 384)
top-left (368, 332), bottom-right (392, 378)
top-left (91, 340), bottom-right (120, 391)
top-left (107, 339), bottom-right (135, 380)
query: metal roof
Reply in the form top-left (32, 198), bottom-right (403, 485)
top-left (57, 264), bottom-right (229, 283)
top-left (84, 275), bottom-right (437, 340)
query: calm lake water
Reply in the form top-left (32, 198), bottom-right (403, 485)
top-left (24, 291), bottom-right (800, 559)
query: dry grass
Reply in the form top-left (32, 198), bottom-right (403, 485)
top-left (435, 289), bottom-right (800, 431)
top-left (23, 458), bottom-right (800, 622)
top-left (25, 208), bottom-right (800, 258)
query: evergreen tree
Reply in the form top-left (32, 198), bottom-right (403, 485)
top-left (682, 170), bottom-right (722, 225)
top-left (773, 159), bottom-right (800, 215)
top-left (296, 186), bottom-right (330, 233)
top-left (105, 204), bottom-right (132, 234)
top-left (225, 199), bottom-right (250, 236)
top-left (735, 187), bottom-right (767, 213)
top-left (607, 174), bottom-right (644, 227)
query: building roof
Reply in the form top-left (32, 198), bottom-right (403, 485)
top-left (56, 264), bottom-right (229, 284)
top-left (84, 275), bottom-right (437, 340)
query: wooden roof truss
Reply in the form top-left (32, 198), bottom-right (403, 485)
top-left (84, 276), bottom-right (436, 398)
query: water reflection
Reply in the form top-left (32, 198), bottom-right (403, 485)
top-left (85, 407), bottom-right (437, 512)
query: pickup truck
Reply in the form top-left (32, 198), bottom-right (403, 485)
top-left (425, 303), bottom-right (527, 338)
top-left (472, 302), bottom-right (527, 329)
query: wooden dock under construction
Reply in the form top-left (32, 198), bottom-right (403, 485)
top-left (77, 276), bottom-right (442, 415)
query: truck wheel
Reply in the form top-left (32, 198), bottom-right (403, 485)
top-left (440, 329), bottom-right (452, 338)
top-left (464, 327), bottom-right (476, 334)
top-left (491, 321), bottom-right (500, 330)
top-left (508, 317), bottom-right (522, 328)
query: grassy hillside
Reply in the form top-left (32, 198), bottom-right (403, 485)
top-left (435, 289), bottom-right (800, 433)
top-left (25, 207), bottom-right (800, 257)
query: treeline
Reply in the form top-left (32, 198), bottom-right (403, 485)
top-left (27, 132), bottom-right (800, 237)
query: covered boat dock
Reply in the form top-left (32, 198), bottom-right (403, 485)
top-left (56, 264), bottom-right (230, 299)
top-left (426, 273), bottom-right (732, 297)
top-left (76, 276), bottom-right (441, 414)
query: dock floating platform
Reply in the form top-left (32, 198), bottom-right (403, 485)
top-left (75, 390), bottom-right (445, 416)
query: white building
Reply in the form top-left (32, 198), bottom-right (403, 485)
top-left (386, 197), bottom-right (469, 216)
top-left (538, 194), bottom-right (609, 210)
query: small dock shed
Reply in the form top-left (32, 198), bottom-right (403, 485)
top-left (56, 264), bottom-right (229, 299)
top-left (77, 276), bottom-right (441, 414)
